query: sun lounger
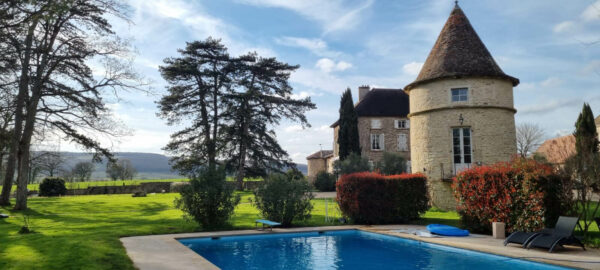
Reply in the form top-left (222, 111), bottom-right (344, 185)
top-left (255, 219), bottom-right (281, 231)
top-left (0, 214), bottom-right (8, 218)
top-left (504, 228), bottom-right (553, 247)
top-left (525, 216), bottom-right (585, 253)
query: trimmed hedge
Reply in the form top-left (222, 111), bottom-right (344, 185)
top-left (336, 172), bottom-right (428, 224)
top-left (39, 177), bottom-right (67, 197)
top-left (453, 158), bottom-right (573, 234)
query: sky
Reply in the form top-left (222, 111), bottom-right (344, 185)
top-left (56, 0), bottom-right (600, 164)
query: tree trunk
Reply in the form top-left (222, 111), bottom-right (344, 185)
top-left (0, 19), bottom-right (37, 206)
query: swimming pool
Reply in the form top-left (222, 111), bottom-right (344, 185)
top-left (178, 230), bottom-right (572, 270)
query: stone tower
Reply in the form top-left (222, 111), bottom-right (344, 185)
top-left (404, 4), bottom-right (519, 210)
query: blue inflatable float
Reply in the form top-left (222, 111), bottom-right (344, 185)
top-left (426, 224), bottom-right (469, 237)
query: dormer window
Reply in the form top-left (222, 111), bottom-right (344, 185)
top-left (395, 119), bottom-right (409, 129)
top-left (451, 88), bottom-right (468, 102)
top-left (371, 119), bottom-right (382, 129)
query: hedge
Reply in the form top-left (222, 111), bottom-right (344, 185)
top-left (453, 158), bottom-right (573, 233)
top-left (336, 172), bottom-right (428, 224)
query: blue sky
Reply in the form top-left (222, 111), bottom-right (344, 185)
top-left (60, 0), bottom-right (600, 164)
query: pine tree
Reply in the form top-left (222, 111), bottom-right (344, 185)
top-left (569, 103), bottom-right (600, 238)
top-left (337, 88), bottom-right (360, 160)
top-left (224, 53), bottom-right (315, 190)
top-left (158, 38), bottom-right (233, 175)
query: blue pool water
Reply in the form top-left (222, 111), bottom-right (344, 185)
top-left (178, 230), bottom-right (572, 270)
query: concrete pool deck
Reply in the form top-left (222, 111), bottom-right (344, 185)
top-left (121, 225), bottom-right (600, 270)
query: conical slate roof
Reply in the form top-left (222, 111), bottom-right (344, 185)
top-left (405, 4), bottom-right (519, 90)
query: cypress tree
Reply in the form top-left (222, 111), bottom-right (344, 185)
top-left (337, 88), bottom-right (360, 160)
top-left (570, 103), bottom-right (600, 237)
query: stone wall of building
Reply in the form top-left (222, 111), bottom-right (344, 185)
top-left (408, 77), bottom-right (517, 210)
top-left (307, 158), bottom-right (328, 182)
top-left (357, 116), bottom-right (411, 163)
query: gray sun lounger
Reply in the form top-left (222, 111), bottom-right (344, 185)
top-left (525, 216), bottom-right (585, 253)
top-left (0, 214), bottom-right (8, 219)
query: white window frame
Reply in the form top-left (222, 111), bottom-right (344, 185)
top-left (370, 134), bottom-right (384, 151)
top-left (451, 88), bottom-right (469, 102)
top-left (397, 134), bottom-right (408, 151)
top-left (394, 119), bottom-right (410, 129)
top-left (452, 127), bottom-right (472, 165)
top-left (371, 119), bottom-right (382, 129)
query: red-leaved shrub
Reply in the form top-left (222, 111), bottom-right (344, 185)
top-left (453, 158), bottom-right (573, 233)
top-left (336, 172), bottom-right (428, 224)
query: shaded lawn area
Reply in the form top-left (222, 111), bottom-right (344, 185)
top-left (1, 194), bottom-right (597, 270)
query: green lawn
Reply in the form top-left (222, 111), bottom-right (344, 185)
top-left (1, 194), bottom-right (597, 269)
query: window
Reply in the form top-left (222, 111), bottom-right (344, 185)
top-left (452, 128), bottom-right (472, 164)
top-left (397, 134), bottom-right (408, 151)
top-left (395, 119), bottom-right (410, 129)
top-left (371, 134), bottom-right (384, 150)
top-left (371, 119), bottom-right (382, 129)
top-left (451, 88), bottom-right (468, 102)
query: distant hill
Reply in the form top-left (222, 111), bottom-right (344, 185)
top-left (55, 152), bottom-right (307, 180)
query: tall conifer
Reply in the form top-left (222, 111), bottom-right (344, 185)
top-left (337, 88), bottom-right (360, 160)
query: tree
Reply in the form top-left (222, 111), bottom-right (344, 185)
top-left (36, 151), bottom-right (64, 177)
top-left (565, 103), bottom-right (600, 238)
top-left (0, 1), bottom-right (143, 209)
top-left (105, 159), bottom-right (136, 181)
top-left (118, 159), bottom-right (137, 180)
top-left (106, 161), bottom-right (121, 181)
top-left (375, 152), bottom-right (407, 175)
top-left (253, 173), bottom-right (314, 227)
top-left (333, 153), bottom-right (371, 176)
top-left (337, 88), bottom-right (360, 160)
top-left (71, 162), bottom-right (95, 182)
top-left (224, 53), bottom-right (315, 190)
top-left (516, 122), bottom-right (546, 158)
top-left (174, 166), bottom-right (240, 229)
top-left (158, 38), bottom-right (233, 175)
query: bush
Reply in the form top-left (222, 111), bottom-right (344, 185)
top-left (314, 171), bottom-right (336, 191)
top-left (39, 177), bottom-right (67, 197)
top-left (333, 153), bottom-right (370, 176)
top-left (253, 173), bottom-right (314, 227)
top-left (336, 172), bottom-right (429, 224)
top-left (453, 158), bottom-right (574, 234)
top-left (174, 166), bottom-right (240, 229)
top-left (375, 152), bottom-right (407, 175)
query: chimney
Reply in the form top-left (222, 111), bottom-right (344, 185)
top-left (358, 85), bottom-right (370, 101)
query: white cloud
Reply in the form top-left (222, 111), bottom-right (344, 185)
top-left (402, 61), bottom-right (424, 76)
top-left (315, 58), bottom-right (353, 72)
top-left (290, 91), bottom-right (323, 100)
top-left (552, 21), bottom-right (575, 33)
top-left (238, 0), bottom-right (374, 34)
top-left (285, 125), bottom-right (304, 132)
top-left (275, 37), bottom-right (326, 51)
top-left (540, 77), bottom-right (563, 88)
top-left (581, 1), bottom-right (600, 21)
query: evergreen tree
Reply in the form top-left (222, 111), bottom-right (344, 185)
top-left (224, 53), bottom-right (315, 190)
top-left (337, 88), bottom-right (360, 160)
top-left (158, 38), bottom-right (233, 175)
top-left (567, 103), bottom-right (600, 238)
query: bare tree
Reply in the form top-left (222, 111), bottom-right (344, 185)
top-left (0, 1), bottom-right (146, 209)
top-left (516, 122), bottom-right (546, 158)
top-left (118, 159), bottom-right (137, 180)
top-left (35, 151), bottom-right (64, 177)
top-left (71, 161), bottom-right (95, 182)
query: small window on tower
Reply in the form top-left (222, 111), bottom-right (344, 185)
top-left (451, 88), bottom-right (468, 102)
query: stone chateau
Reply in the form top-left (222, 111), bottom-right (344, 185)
top-left (307, 3), bottom-right (519, 210)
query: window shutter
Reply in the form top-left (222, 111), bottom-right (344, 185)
top-left (406, 120), bottom-right (410, 129)
top-left (394, 120), bottom-right (398, 129)
top-left (380, 134), bottom-right (385, 150)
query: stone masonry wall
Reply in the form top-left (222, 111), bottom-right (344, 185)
top-left (307, 158), bottom-right (328, 182)
top-left (357, 117), bottom-right (411, 163)
top-left (408, 77), bottom-right (517, 210)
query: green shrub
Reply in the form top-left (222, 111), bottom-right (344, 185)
top-left (453, 158), bottom-right (574, 234)
top-left (333, 153), bottom-right (370, 176)
top-left (285, 168), bottom-right (305, 181)
top-left (38, 177), bottom-right (67, 197)
top-left (253, 173), bottom-right (314, 227)
top-left (336, 172), bottom-right (429, 224)
top-left (314, 171), bottom-right (336, 191)
top-left (174, 166), bottom-right (240, 229)
top-left (375, 152), bottom-right (407, 175)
